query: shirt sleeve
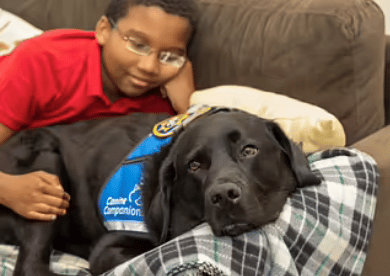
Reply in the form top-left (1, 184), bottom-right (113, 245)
top-left (0, 40), bottom-right (39, 131)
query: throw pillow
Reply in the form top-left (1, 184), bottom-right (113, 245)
top-left (190, 85), bottom-right (346, 153)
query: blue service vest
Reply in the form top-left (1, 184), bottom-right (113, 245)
top-left (98, 105), bottom-right (213, 237)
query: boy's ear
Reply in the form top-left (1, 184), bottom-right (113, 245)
top-left (95, 16), bottom-right (112, 46)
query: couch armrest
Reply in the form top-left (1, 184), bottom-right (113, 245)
top-left (385, 35), bottom-right (390, 125)
top-left (353, 125), bottom-right (390, 276)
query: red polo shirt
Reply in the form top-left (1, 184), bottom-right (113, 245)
top-left (0, 29), bottom-right (175, 131)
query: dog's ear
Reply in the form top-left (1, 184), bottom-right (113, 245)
top-left (1, 129), bottom-right (61, 171)
top-left (146, 154), bottom-right (175, 245)
top-left (13, 130), bottom-right (42, 167)
top-left (265, 121), bottom-right (321, 187)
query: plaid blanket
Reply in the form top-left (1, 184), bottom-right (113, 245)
top-left (0, 148), bottom-right (379, 276)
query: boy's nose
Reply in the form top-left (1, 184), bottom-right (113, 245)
top-left (137, 53), bottom-right (160, 75)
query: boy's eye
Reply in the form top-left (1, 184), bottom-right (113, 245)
top-left (160, 52), bottom-right (180, 61)
top-left (128, 38), bottom-right (150, 53)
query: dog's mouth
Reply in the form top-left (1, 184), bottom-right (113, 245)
top-left (219, 222), bottom-right (256, 236)
top-left (209, 209), bottom-right (283, 237)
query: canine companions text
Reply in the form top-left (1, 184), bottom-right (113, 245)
top-left (0, 107), bottom-right (321, 276)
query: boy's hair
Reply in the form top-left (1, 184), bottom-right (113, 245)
top-left (105, 0), bottom-right (199, 33)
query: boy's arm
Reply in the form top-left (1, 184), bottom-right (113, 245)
top-left (163, 61), bottom-right (195, 114)
top-left (0, 123), bottom-right (15, 146)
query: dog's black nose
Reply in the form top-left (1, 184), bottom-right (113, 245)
top-left (209, 183), bottom-right (242, 208)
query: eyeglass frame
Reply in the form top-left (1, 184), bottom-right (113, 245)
top-left (107, 18), bottom-right (188, 68)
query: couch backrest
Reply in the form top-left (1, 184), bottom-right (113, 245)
top-left (189, 0), bottom-right (386, 145)
top-left (1, 0), bottom-right (386, 144)
top-left (2, 0), bottom-right (109, 31)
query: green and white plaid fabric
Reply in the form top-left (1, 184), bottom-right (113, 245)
top-left (0, 244), bottom-right (90, 276)
top-left (0, 148), bottom-right (379, 276)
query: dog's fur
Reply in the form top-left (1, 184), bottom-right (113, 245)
top-left (0, 110), bottom-right (320, 276)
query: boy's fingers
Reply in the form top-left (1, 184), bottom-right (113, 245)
top-left (36, 173), bottom-right (71, 202)
top-left (41, 184), bottom-right (70, 202)
top-left (35, 202), bottom-right (67, 216)
top-left (42, 193), bottom-right (70, 210)
top-left (63, 192), bottom-right (71, 201)
top-left (25, 211), bottom-right (57, 221)
top-left (36, 171), bottom-right (63, 188)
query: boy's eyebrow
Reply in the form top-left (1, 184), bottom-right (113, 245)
top-left (121, 28), bottom-right (148, 40)
top-left (124, 29), bottom-right (187, 54)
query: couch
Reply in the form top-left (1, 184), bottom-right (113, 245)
top-left (1, 0), bottom-right (389, 275)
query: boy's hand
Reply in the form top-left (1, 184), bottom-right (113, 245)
top-left (163, 61), bottom-right (195, 114)
top-left (0, 171), bottom-right (70, 221)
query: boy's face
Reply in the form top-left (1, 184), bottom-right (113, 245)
top-left (96, 5), bottom-right (192, 101)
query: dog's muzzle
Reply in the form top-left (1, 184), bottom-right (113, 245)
top-left (206, 181), bottom-right (260, 236)
top-left (208, 182), bottom-right (242, 208)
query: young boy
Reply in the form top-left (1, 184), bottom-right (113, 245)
top-left (0, 0), bottom-right (199, 221)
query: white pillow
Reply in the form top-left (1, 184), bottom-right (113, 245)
top-left (0, 8), bottom-right (43, 56)
top-left (190, 85), bottom-right (346, 153)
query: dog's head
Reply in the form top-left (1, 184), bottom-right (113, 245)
top-left (143, 110), bottom-right (321, 244)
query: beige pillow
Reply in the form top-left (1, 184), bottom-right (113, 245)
top-left (0, 8), bottom-right (43, 56)
top-left (190, 85), bottom-right (346, 153)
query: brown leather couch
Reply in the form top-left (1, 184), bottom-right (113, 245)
top-left (2, 0), bottom-right (390, 275)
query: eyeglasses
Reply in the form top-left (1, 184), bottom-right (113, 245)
top-left (109, 18), bottom-right (187, 68)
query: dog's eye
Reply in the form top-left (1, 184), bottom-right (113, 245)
top-left (241, 145), bottom-right (259, 157)
top-left (188, 160), bottom-right (201, 172)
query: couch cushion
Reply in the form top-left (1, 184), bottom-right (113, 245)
top-left (189, 0), bottom-right (386, 145)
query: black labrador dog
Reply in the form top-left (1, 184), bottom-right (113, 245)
top-left (0, 108), bottom-right (321, 276)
